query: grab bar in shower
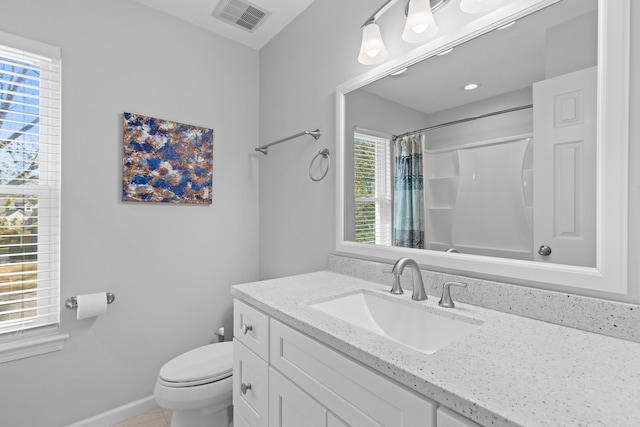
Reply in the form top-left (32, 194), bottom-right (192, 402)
top-left (255, 129), bottom-right (321, 155)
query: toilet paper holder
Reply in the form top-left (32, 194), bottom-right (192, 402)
top-left (65, 292), bottom-right (115, 309)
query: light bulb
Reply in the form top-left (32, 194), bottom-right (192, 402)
top-left (358, 23), bottom-right (388, 65)
top-left (402, 0), bottom-right (438, 43)
top-left (412, 24), bottom-right (428, 34)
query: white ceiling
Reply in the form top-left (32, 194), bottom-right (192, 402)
top-left (133, 0), bottom-right (315, 50)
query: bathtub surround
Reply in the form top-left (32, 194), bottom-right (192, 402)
top-left (450, 137), bottom-right (533, 258)
top-left (327, 254), bottom-right (640, 343)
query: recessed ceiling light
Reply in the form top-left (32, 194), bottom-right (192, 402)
top-left (464, 83), bottom-right (480, 91)
top-left (437, 48), bottom-right (454, 56)
top-left (391, 68), bottom-right (408, 76)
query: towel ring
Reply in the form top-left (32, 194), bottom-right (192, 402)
top-left (309, 149), bottom-right (330, 182)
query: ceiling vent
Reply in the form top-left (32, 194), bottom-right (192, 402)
top-left (212, 0), bottom-right (270, 33)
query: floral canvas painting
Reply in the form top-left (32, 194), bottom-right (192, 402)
top-left (123, 112), bottom-right (213, 204)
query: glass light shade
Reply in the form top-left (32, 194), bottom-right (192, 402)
top-left (460, 0), bottom-right (504, 14)
top-left (358, 23), bottom-right (389, 65)
top-left (402, 0), bottom-right (438, 43)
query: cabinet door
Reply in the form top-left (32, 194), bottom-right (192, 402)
top-left (234, 340), bottom-right (269, 427)
top-left (270, 319), bottom-right (436, 427)
top-left (269, 367), bottom-right (327, 427)
top-left (327, 413), bottom-right (348, 427)
top-left (437, 407), bottom-right (481, 427)
top-left (234, 409), bottom-right (251, 427)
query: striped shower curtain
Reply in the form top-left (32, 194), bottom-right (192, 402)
top-left (393, 134), bottom-right (425, 249)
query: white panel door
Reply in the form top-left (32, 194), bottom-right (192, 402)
top-left (269, 367), bottom-right (328, 427)
top-left (532, 66), bottom-right (597, 266)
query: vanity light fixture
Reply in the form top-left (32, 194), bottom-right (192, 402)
top-left (358, 0), bottom-right (503, 65)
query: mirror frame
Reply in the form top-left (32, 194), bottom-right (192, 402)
top-left (336, 0), bottom-right (629, 294)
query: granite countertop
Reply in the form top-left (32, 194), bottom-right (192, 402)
top-left (231, 271), bottom-right (640, 427)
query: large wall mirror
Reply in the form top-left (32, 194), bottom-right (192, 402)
top-left (336, 0), bottom-right (629, 294)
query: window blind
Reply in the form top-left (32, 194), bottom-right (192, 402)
top-left (354, 131), bottom-right (391, 246)
top-left (0, 39), bottom-right (61, 337)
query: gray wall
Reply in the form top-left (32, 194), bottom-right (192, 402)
top-left (257, 0), bottom-right (419, 279)
top-left (259, 1), bottom-right (640, 302)
top-left (0, 0), bottom-right (259, 425)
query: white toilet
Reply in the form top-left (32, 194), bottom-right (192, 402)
top-left (154, 341), bottom-right (233, 427)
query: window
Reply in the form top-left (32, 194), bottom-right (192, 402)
top-left (0, 31), bottom-right (64, 362)
top-left (353, 130), bottom-right (392, 245)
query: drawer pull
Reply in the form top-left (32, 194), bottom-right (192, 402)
top-left (241, 323), bottom-right (253, 334)
top-left (240, 382), bottom-right (252, 394)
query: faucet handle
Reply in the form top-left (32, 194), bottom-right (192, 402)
top-left (438, 281), bottom-right (467, 308)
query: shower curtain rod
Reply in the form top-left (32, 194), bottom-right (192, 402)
top-left (255, 129), bottom-right (321, 155)
top-left (392, 104), bottom-right (533, 141)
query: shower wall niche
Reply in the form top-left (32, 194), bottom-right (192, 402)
top-left (425, 151), bottom-right (459, 252)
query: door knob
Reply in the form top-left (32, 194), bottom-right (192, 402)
top-left (538, 245), bottom-right (552, 256)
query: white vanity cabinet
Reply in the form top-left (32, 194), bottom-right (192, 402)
top-left (233, 298), bottom-right (477, 427)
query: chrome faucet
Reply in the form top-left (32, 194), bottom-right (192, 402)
top-left (390, 258), bottom-right (427, 301)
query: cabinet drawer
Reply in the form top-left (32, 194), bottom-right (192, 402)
top-left (270, 319), bottom-right (436, 427)
top-left (234, 340), bottom-right (269, 427)
top-left (234, 299), bottom-right (269, 361)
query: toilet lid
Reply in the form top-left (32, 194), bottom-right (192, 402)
top-left (159, 341), bottom-right (233, 386)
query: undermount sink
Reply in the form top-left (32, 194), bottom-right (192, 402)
top-left (310, 291), bottom-right (482, 354)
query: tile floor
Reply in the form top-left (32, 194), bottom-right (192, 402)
top-left (111, 407), bottom-right (172, 427)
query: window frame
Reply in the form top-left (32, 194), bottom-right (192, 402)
top-left (0, 30), bottom-right (67, 363)
top-left (353, 129), bottom-right (392, 246)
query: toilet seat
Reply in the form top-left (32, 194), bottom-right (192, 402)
top-left (159, 341), bottom-right (233, 388)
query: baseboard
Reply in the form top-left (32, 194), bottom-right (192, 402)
top-left (66, 395), bottom-right (158, 427)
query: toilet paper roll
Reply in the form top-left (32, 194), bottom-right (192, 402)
top-left (77, 292), bottom-right (108, 320)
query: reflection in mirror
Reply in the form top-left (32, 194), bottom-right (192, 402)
top-left (345, 0), bottom-right (597, 267)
